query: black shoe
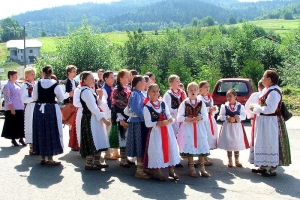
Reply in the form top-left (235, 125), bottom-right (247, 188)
top-left (261, 171), bottom-right (277, 177)
top-left (12, 139), bottom-right (19, 146)
top-left (251, 168), bottom-right (267, 173)
top-left (19, 138), bottom-right (27, 146)
top-left (175, 163), bottom-right (184, 168)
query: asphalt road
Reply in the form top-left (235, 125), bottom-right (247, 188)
top-left (0, 116), bottom-right (299, 200)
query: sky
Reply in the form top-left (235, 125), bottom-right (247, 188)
top-left (0, 0), bottom-right (259, 20)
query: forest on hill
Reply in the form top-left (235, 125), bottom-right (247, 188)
top-left (2, 0), bottom-right (297, 38)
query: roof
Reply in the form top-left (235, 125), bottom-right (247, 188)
top-left (6, 39), bottom-right (42, 49)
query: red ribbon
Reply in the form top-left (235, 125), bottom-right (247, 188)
top-left (208, 114), bottom-right (215, 135)
top-left (159, 113), bottom-right (169, 163)
top-left (251, 115), bottom-right (256, 147)
top-left (188, 115), bottom-right (198, 148)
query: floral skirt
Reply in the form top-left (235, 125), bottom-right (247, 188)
top-left (278, 116), bottom-right (291, 166)
top-left (126, 121), bottom-right (148, 158)
top-left (80, 112), bottom-right (102, 157)
top-left (1, 110), bottom-right (24, 139)
top-left (32, 104), bottom-right (63, 157)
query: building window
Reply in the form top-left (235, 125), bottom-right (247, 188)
top-left (14, 51), bottom-right (17, 56)
top-left (29, 49), bottom-right (33, 53)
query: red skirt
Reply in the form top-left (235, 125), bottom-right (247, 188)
top-left (68, 110), bottom-right (79, 149)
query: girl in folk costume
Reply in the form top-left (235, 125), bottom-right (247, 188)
top-left (197, 81), bottom-right (218, 166)
top-left (141, 75), bottom-right (151, 97)
top-left (126, 75), bottom-right (151, 179)
top-left (32, 66), bottom-right (64, 165)
top-left (177, 82), bottom-right (211, 178)
top-left (143, 84), bottom-right (180, 181)
top-left (245, 80), bottom-right (264, 164)
top-left (78, 71), bottom-right (111, 170)
top-left (218, 89), bottom-right (249, 168)
top-left (250, 70), bottom-right (291, 177)
top-left (110, 69), bottom-right (134, 167)
top-left (163, 75), bottom-right (187, 136)
top-left (20, 67), bottom-right (36, 154)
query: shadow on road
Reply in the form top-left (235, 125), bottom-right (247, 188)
top-left (0, 146), bottom-right (23, 158)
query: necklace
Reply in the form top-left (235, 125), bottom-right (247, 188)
top-left (202, 95), bottom-right (210, 102)
top-left (229, 103), bottom-right (236, 112)
top-left (190, 99), bottom-right (198, 108)
top-left (171, 89), bottom-right (181, 97)
top-left (150, 100), bottom-right (161, 109)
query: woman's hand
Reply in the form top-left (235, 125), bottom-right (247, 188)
top-left (167, 118), bottom-right (173, 123)
top-left (10, 109), bottom-right (15, 115)
top-left (195, 116), bottom-right (203, 121)
top-left (102, 118), bottom-right (111, 126)
top-left (96, 89), bottom-right (103, 99)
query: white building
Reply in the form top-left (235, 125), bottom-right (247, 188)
top-left (6, 39), bottom-right (42, 64)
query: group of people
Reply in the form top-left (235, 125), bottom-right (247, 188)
top-left (1, 65), bottom-right (291, 180)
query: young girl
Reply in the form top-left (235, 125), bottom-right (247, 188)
top-left (141, 75), bottom-right (151, 97)
top-left (126, 75), bottom-right (150, 179)
top-left (218, 89), bottom-right (249, 167)
top-left (110, 69), bottom-right (134, 167)
top-left (177, 82), bottom-right (211, 178)
top-left (78, 71), bottom-right (111, 170)
top-left (20, 67), bottom-right (36, 153)
top-left (197, 81), bottom-right (218, 165)
top-left (143, 84), bottom-right (180, 181)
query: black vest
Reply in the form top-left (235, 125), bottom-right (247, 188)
top-left (103, 83), bottom-right (112, 109)
top-left (145, 102), bottom-right (167, 122)
top-left (64, 79), bottom-right (78, 104)
top-left (36, 81), bottom-right (57, 104)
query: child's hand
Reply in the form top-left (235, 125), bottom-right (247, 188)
top-left (196, 116), bottom-right (203, 121)
top-left (168, 118), bottom-right (173, 123)
top-left (96, 89), bottom-right (103, 98)
top-left (249, 104), bottom-right (255, 111)
top-left (102, 118), bottom-right (111, 126)
top-left (123, 122), bottom-right (129, 129)
top-left (233, 115), bottom-right (239, 120)
top-left (185, 118), bottom-right (193, 122)
top-left (156, 121), bottom-right (163, 127)
top-left (69, 90), bottom-right (74, 97)
top-left (162, 120), bottom-right (169, 126)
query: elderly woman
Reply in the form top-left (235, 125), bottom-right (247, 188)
top-left (250, 70), bottom-right (291, 177)
top-left (1, 70), bottom-right (25, 146)
top-left (32, 65), bottom-right (64, 166)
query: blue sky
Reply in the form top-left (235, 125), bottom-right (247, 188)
top-left (0, 0), bottom-right (258, 20)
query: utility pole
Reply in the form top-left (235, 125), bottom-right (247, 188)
top-left (23, 21), bottom-right (31, 68)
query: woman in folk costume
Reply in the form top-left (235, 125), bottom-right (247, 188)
top-left (197, 81), bottom-right (218, 166)
top-left (32, 66), bottom-right (64, 166)
top-left (143, 84), bottom-right (180, 181)
top-left (218, 89), bottom-right (249, 168)
top-left (78, 71), bottom-right (111, 170)
top-left (177, 82), bottom-right (211, 178)
top-left (126, 75), bottom-right (152, 179)
top-left (245, 79), bottom-right (264, 164)
top-left (20, 67), bottom-right (36, 154)
top-left (250, 70), bottom-right (291, 177)
top-left (109, 69), bottom-right (134, 167)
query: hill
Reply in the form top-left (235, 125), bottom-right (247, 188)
top-left (7, 0), bottom-right (297, 37)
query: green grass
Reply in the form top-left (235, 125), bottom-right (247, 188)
top-left (0, 43), bottom-right (8, 62)
top-left (0, 61), bottom-right (22, 80)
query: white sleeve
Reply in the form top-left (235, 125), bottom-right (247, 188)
top-left (81, 89), bottom-right (105, 121)
top-left (20, 84), bottom-right (34, 104)
top-left (163, 92), bottom-right (176, 114)
top-left (164, 101), bottom-right (173, 121)
top-left (143, 106), bottom-right (157, 128)
top-left (54, 85), bottom-right (65, 102)
top-left (176, 101), bottom-right (186, 123)
top-left (73, 88), bottom-right (82, 108)
top-left (253, 91), bottom-right (281, 115)
top-left (210, 98), bottom-right (218, 115)
top-left (32, 83), bottom-right (38, 101)
top-left (245, 93), bottom-right (255, 119)
top-left (218, 104), bottom-right (227, 121)
top-left (200, 101), bottom-right (208, 122)
top-left (237, 105), bottom-right (246, 122)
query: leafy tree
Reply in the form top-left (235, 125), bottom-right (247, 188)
top-left (283, 10), bottom-right (293, 20)
top-left (138, 27), bottom-right (143, 33)
top-left (191, 17), bottom-right (199, 27)
top-left (240, 59), bottom-right (264, 85)
top-left (201, 16), bottom-right (215, 27)
top-left (41, 31), bottom-right (47, 37)
top-left (0, 17), bottom-right (23, 42)
top-left (227, 16), bottom-right (237, 25)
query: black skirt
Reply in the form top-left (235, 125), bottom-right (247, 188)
top-left (1, 110), bottom-right (24, 139)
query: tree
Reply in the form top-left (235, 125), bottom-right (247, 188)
top-left (240, 59), bottom-right (264, 85)
top-left (138, 27), bottom-right (143, 33)
top-left (41, 31), bottom-right (47, 37)
top-left (228, 16), bottom-right (237, 25)
top-left (202, 16), bottom-right (215, 27)
top-left (283, 10), bottom-right (294, 20)
top-left (0, 17), bottom-right (23, 42)
top-left (191, 17), bottom-right (199, 27)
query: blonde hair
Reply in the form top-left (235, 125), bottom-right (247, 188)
top-left (168, 74), bottom-right (179, 83)
top-left (187, 82), bottom-right (199, 91)
top-left (24, 67), bottom-right (35, 79)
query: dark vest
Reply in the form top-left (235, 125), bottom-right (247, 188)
top-left (80, 88), bottom-right (97, 115)
top-left (184, 101), bottom-right (202, 117)
top-left (103, 83), bottom-right (112, 109)
top-left (145, 102), bottom-right (167, 122)
top-left (169, 92), bottom-right (183, 109)
top-left (225, 104), bottom-right (241, 117)
top-left (36, 80), bottom-right (57, 104)
top-left (64, 79), bottom-right (78, 104)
